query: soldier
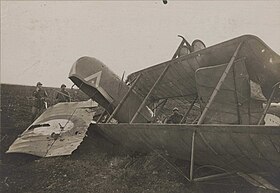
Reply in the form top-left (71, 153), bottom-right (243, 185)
top-left (31, 82), bottom-right (48, 121)
top-left (166, 107), bottom-right (183, 124)
top-left (55, 84), bottom-right (71, 103)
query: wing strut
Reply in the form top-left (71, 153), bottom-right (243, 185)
top-left (106, 73), bottom-right (142, 123)
top-left (189, 131), bottom-right (196, 181)
top-left (130, 63), bottom-right (171, 123)
top-left (197, 42), bottom-right (243, 124)
top-left (188, 42), bottom-right (243, 179)
top-left (180, 96), bottom-right (197, 124)
top-left (130, 35), bottom-right (189, 123)
top-left (232, 64), bottom-right (242, 124)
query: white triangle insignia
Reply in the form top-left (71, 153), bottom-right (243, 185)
top-left (84, 71), bottom-right (102, 87)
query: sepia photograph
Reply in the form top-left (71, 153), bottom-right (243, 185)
top-left (1, 1), bottom-right (280, 192)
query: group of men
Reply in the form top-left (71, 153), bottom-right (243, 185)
top-left (31, 82), bottom-right (71, 121)
top-left (31, 82), bottom-right (183, 124)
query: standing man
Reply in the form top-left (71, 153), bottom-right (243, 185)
top-left (55, 84), bottom-right (71, 103)
top-left (165, 107), bottom-right (183, 124)
top-left (31, 82), bottom-right (48, 121)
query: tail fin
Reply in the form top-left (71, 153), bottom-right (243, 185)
top-left (69, 56), bottom-right (152, 123)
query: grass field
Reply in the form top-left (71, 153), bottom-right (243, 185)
top-left (0, 83), bottom-right (275, 193)
top-left (0, 83), bottom-right (191, 193)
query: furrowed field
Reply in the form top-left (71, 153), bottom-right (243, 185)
top-left (0, 84), bottom-right (273, 193)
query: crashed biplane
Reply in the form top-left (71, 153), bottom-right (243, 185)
top-left (7, 35), bottom-right (280, 191)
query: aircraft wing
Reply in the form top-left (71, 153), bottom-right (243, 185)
top-left (92, 123), bottom-right (280, 189)
top-left (6, 100), bottom-right (97, 157)
top-left (127, 35), bottom-right (280, 103)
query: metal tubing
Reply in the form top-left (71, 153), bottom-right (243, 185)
top-left (130, 63), bottom-right (171, 123)
top-left (197, 42), bottom-right (243, 124)
top-left (190, 131), bottom-right (196, 181)
top-left (180, 96), bottom-right (197, 124)
top-left (258, 82), bottom-right (280, 125)
top-left (106, 74), bottom-right (142, 123)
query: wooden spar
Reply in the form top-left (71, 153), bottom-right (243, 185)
top-left (106, 74), bottom-right (142, 123)
top-left (190, 131), bottom-right (196, 181)
top-left (180, 96), bottom-right (197, 124)
top-left (152, 99), bottom-right (168, 123)
top-left (130, 63), bottom-right (171, 123)
top-left (258, 82), bottom-right (280, 125)
top-left (195, 43), bottom-right (243, 155)
top-left (197, 42), bottom-right (243, 124)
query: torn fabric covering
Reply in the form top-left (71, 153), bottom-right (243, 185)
top-left (7, 100), bottom-right (97, 157)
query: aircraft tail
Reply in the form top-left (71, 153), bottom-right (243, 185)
top-left (69, 56), bottom-right (152, 123)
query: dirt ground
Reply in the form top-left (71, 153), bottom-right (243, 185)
top-left (0, 84), bottom-right (276, 193)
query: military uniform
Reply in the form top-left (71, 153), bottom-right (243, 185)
top-left (32, 89), bottom-right (48, 108)
top-left (56, 84), bottom-right (71, 103)
top-left (55, 90), bottom-right (71, 103)
top-left (31, 85), bottom-right (48, 121)
top-left (166, 113), bottom-right (183, 124)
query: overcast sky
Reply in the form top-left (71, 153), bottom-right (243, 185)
top-left (1, 1), bottom-right (280, 87)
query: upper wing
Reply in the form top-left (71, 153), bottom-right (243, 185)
top-left (127, 35), bottom-right (280, 103)
top-left (7, 100), bottom-right (97, 157)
